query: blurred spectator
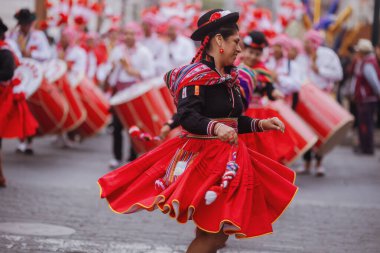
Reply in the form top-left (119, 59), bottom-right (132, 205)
top-left (375, 44), bottom-right (380, 128)
top-left (141, 15), bottom-right (170, 75)
top-left (352, 39), bottom-right (380, 155)
top-left (166, 20), bottom-right (196, 68)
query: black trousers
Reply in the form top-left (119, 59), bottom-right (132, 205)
top-left (303, 149), bottom-right (323, 162)
top-left (112, 112), bottom-right (137, 161)
top-left (356, 101), bottom-right (377, 154)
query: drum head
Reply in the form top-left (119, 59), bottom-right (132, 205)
top-left (14, 58), bottom-right (43, 98)
top-left (44, 59), bottom-right (67, 83)
top-left (110, 82), bottom-right (153, 106)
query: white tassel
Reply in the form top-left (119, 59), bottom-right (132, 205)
top-left (205, 190), bottom-right (217, 205)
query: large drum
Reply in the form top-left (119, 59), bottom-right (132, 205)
top-left (149, 77), bottom-right (177, 114)
top-left (110, 81), bottom-right (175, 154)
top-left (44, 59), bottom-right (86, 133)
top-left (72, 77), bottom-right (110, 137)
top-left (243, 99), bottom-right (318, 165)
top-left (296, 83), bottom-right (354, 155)
top-left (15, 58), bottom-right (68, 135)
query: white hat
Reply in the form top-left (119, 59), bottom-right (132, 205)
top-left (354, 39), bottom-right (374, 53)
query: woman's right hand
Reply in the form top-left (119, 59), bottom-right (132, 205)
top-left (214, 123), bottom-right (238, 145)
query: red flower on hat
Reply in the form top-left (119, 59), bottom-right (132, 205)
top-left (209, 12), bottom-right (222, 22)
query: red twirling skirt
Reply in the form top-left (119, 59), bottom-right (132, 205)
top-left (98, 135), bottom-right (298, 238)
top-left (0, 85), bottom-right (39, 139)
top-left (241, 107), bottom-right (295, 164)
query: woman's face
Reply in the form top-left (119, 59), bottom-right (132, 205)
top-left (220, 32), bottom-right (242, 66)
top-left (243, 46), bottom-right (262, 67)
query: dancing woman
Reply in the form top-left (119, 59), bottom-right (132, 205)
top-left (98, 9), bottom-right (298, 253)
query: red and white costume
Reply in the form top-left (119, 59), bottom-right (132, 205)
top-left (8, 29), bottom-right (51, 62)
top-left (0, 41), bottom-right (38, 138)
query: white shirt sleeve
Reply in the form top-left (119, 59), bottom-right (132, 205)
top-left (277, 67), bottom-right (302, 94)
top-left (155, 42), bottom-right (171, 75)
top-left (29, 31), bottom-right (51, 61)
top-left (137, 45), bottom-right (155, 80)
top-left (169, 36), bottom-right (196, 67)
top-left (316, 47), bottom-right (343, 82)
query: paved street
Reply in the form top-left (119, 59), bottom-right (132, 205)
top-left (0, 133), bottom-right (379, 253)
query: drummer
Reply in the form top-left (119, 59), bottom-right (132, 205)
top-left (166, 18), bottom-right (196, 69)
top-left (9, 9), bottom-right (51, 62)
top-left (0, 18), bottom-right (39, 187)
top-left (106, 23), bottom-right (155, 169)
top-left (55, 26), bottom-right (88, 147)
top-left (141, 13), bottom-right (170, 75)
top-left (8, 8), bottom-right (51, 154)
top-left (266, 34), bottom-right (302, 99)
top-left (297, 30), bottom-right (343, 177)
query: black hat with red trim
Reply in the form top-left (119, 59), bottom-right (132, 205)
top-left (243, 31), bottom-right (269, 51)
top-left (191, 9), bottom-right (239, 41)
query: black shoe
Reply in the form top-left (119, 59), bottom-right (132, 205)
top-left (24, 148), bottom-right (34, 155)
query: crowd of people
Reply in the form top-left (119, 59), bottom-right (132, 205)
top-left (0, 2), bottom-right (379, 191)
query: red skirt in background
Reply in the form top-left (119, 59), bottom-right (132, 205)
top-left (242, 107), bottom-right (295, 164)
top-left (0, 85), bottom-right (39, 139)
top-left (98, 136), bottom-right (298, 238)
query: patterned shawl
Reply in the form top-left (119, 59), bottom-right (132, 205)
top-left (251, 61), bottom-right (273, 85)
top-left (238, 64), bottom-right (256, 106)
top-left (164, 62), bottom-right (240, 104)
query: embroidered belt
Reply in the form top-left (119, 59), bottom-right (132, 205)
top-left (183, 118), bottom-right (238, 139)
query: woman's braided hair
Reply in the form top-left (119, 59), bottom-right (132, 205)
top-left (190, 23), bottom-right (239, 64)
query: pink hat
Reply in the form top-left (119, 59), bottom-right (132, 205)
top-left (142, 13), bottom-right (158, 27)
top-left (61, 26), bottom-right (79, 44)
top-left (304, 30), bottom-right (324, 48)
top-left (270, 34), bottom-right (291, 51)
top-left (167, 16), bottom-right (185, 30)
top-left (124, 22), bottom-right (143, 39)
top-left (125, 22), bottom-right (142, 32)
top-left (290, 38), bottom-right (304, 53)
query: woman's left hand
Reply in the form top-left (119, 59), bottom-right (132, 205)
top-left (261, 117), bottom-right (285, 133)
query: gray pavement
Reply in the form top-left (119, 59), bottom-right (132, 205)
top-left (0, 133), bottom-right (379, 253)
